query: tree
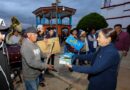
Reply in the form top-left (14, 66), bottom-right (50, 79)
top-left (76, 12), bottom-right (108, 32)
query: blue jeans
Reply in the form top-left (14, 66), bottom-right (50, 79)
top-left (24, 77), bottom-right (39, 90)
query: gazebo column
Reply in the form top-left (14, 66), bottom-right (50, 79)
top-left (36, 16), bottom-right (40, 26)
top-left (50, 11), bottom-right (53, 26)
top-left (49, 19), bottom-right (51, 25)
top-left (61, 18), bottom-right (63, 24)
top-left (41, 14), bottom-right (45, 25)
top-left (69, 16), bottom-right (72, 26)
top-left (50, 19), bottom-right (52, 26)
top-left (39, 17), bottom-right (42, 24)
top-left (58, 13), bottom-right (61, 24)
top-left (47, 19), bottom-right (49, 24)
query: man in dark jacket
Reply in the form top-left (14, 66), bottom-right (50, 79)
top-left (0, 32), bottom-right (14, 90)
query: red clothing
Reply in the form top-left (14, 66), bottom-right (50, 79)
top-left (115, 31), bottom-right (130, 52)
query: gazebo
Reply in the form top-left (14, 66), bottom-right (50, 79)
top-left (32, 3), bottom-right (76, 36)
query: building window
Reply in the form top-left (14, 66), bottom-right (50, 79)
top-left (104, 0), bottom-right (111, 7)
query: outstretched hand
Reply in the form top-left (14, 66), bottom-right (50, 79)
top-left (47, 64), bottom-right (54, 70)
top-left (66, 64), bottom-right (72, 68)
top-left (47, 53), bottom-right (52, 59)
top-left (65, 64), bottom-right (73, 72)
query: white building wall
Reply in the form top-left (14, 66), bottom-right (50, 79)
top-left (124, 4), bottom-right (130, 15)
top-left (107, 17), bottom-right (130, 28)
top-left (125, 3), bottom-right (130, 9)
top-left (124, 0), bottom-right (130, 3)
top-left (101, 0), bottom-right (127, 7)
top-left (111, 0), bottom-right (126, 5)
top-left (101, 0), bottom-right (130, 28)
top-left (101, 6), bottom-right (124, 18)
top-left (123, 17), bottom-right (130, 27)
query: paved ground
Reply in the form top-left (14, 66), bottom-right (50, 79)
top-left (117, 51), bottom-right (130, 90)
top-left (15, 49), bottom-right (130, 90)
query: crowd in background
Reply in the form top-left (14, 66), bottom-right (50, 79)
top-left (0, 22), bottom-right (130, 90)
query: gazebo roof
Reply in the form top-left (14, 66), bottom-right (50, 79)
top-left (32, 3), bottom-right (76, 19)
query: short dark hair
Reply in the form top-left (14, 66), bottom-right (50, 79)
top-left (114, 24), bottom-right (122, 28)
top-left (101, 28), bottom-right (117, 42)
top-left (48, 27), bottom-right (54, 31)
top-left (70, 28), bottom-right (78, 34)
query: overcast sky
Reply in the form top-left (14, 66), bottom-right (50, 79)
top-left (0, 0), bottom-right (101, 28)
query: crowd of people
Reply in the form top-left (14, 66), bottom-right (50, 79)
top-left (0, 23), bottom-right (130, 90)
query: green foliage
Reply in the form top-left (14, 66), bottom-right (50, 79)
top-left (77, 12), bottom-right (108, 32)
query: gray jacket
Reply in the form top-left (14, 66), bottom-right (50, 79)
top-left (21, 38), bottom-right (46, 80)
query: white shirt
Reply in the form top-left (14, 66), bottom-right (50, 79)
top-left (93, 34), bottom-right (97, 48)
top-left (88, 34), bottom-right (98, 48)
top-left (9, 35), bottom-right (21, 44)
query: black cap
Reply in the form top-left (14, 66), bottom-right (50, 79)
top-left (25, 26), bottom-right (37, 34)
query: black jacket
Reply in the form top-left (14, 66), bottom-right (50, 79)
top-left (0, 42), bottom-right (14, 90)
